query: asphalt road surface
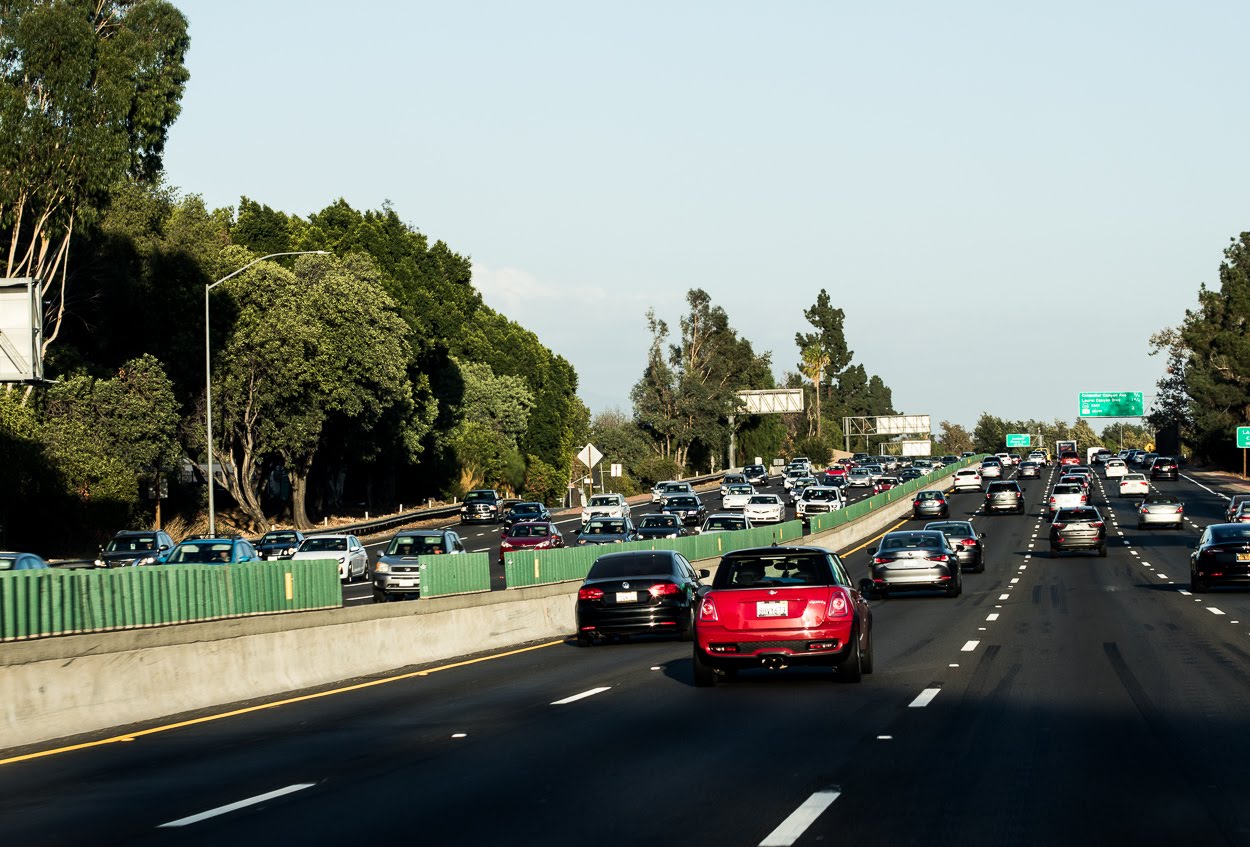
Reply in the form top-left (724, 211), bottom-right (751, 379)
top-left (6, 462), bottom-right (1250, 845)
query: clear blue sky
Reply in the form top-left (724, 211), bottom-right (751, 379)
top-left (162, 1), bottom-right (1249, 431)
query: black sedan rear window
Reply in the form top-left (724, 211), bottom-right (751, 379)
top-left (587, 554), bottom-right (676, 579)
top-left (1211, 526), bottom-right (1250, 542)
top-left (714, 553), bottom-right (836, 588)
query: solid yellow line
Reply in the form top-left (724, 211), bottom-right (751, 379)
top-left (0, 640), bottom-right (564, 767)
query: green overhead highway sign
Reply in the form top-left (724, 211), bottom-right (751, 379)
top-left (1238, 427), bottom-right (1250, 449)
top-left (1079, 392), bottom-right (1143, 418)
top-left (1005, 433), bottom-right (1030, 447)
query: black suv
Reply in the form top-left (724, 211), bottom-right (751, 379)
top-left (95, 529), bottom-right (175, 568)
top-left (742, 464), bottom-right (770, 486)
top-left (1150, 456), bottom-right (1179, 481)
top-left (460, 489), bottom-right (502, 524)
top-left (984, 480), bottom-right (1025, 515)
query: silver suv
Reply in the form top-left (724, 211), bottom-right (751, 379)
top-left (582, 492), bottom-right (629, 525)
top-left (984, 481), bottom-right (1024, 515)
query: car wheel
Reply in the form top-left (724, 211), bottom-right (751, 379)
top-left (945, 575), bottom-right (962, 598)
top-left (692, 647), bottom-right (718, 687)
top-left (974, 557), bottom-right (985, 574)
top-left (372, 592), bottom-right (385, 603)
top-left (836, 630), bottom-right (863, 683)
top-left (860, 626), bottom-right (874, 675)
top-left (1098, 545), bottom-right (1107, 558)
top-left (679, 612), bottom-right (694, 643)
top-left (576, 632), bottom-right (594, 647)
top-left (1191, 571), bottom-right (1207, 593)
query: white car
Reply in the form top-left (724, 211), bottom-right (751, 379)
top-left (1103, 458), bottom-right (1127, 479)
top-left (1028, 451), bottom-right (1049, 465)
top-left (721, 483), bottom-right (755, 510)
top-left (582, 493), bottom-right (629, 524)
top-left (290, 534), bottom-right (368, 582)
top-left (1119, 473), bottom-right (1149, 497)
top-left (953, 468), bottom-right (983, 491)
top-left (980, 460), bottom-right (1003, 479)
top-left (718, 473), bottom-right (747, 497)
top-left (795, 486), bottom-right (845, 517)
top-left (994, 452), bottom-right (1012, 467)
top-left (701, 513), bottom-right (751, 534)
top-left (1046, 483), bottom-right (1088, 518)
top-left (743, 494), bottom-right (785, 524)
top-left (787, 477), bottom-right (818, 504)
top-left (782, 469), bottom-right (807, 491)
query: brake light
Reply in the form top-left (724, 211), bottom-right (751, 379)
top-left (1177, 505), bottom-right (1184, 513)
top-left (578, 587), bottom-right (604, 600)
top-left (1049, 496), bottom-right (1057, 503)
top-left (827, 589), bottom-right (851, 618)
top-left (928, 554), bottom-right (949, 562)
top-left (649, 582), bottom-right (681, 597)
top-left (1052, 522), bottom-right (1066, 530)
top-left (699, 597), bottom-right (718, 622)
top-left (1090, 521), bottom-right (1104, 528)
top-left (1140, 507), bottom-right (1148, 515)
top-left (1081, 495), bottom-right (1088, 503)
top-left (873, 557), bottom-right (889, 564)
top-left (959, 538), bottom-right (977, 547)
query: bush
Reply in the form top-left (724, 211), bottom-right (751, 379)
top-left (521, 455), bottom-right (565, 505)
top-left (792, 434), bottom-right (835, 466)
top-left (633, 456), bottom-right (684, 487)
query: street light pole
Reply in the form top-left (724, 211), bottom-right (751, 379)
top-left (205, 251), bottom-right (329, 536)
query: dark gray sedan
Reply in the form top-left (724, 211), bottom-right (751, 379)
top-left (869, 530), bottom-right (961, 598)
top-left (576, 517), bottom-right (639, 546)
top-left (911, 490), bottom-right (949, 519)
top-left (1049, 506), bottom-right (1107, 557)
top-left (924, 520), bottom-right (985, 572)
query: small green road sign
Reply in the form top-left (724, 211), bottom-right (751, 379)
top-left (1005, 433), bottom-right (1030, 447)
top-left (1238, 427), bottom-right (1250, 449)
top-left (1079, 392), bottom-right (1144, 417)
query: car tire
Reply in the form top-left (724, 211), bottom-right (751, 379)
top-left (861, 627), bottom-right (875, 675)
top-left (679, 612), bottom-right (694, 642)
top-left (1191, 571), bottom-right (1207, 593)
top-left (692, 647), bottom-right (718, 687)
top-left (945, 575), bottom-right (961, 598)
top-left (576, 632), bottom-right (594, 648)
top-left (1098, 545), bottom-right (1107, 558)
top-left (836, 630), bottom-right (863, 683)
top-left (974, 558), bottom-right (985, 574)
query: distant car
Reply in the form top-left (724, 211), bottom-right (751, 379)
top-left (719, 473), bottom-right (747, 497)
top-left (1119, 473), bottom-right (1149, 497)
top-left (254, 529), bottom-right (305, 561)
top-left (701, 513), bottom-right (751, 534)
top-left (1046, 483), bottom-right (1088, 518)
top-left (635, 513), bottom-right (688, 539)
top-left (900, 467), bottom-right (925, 482)
top-left (721, 483), bottom-right (755, 510)
top-left (1137, 495), bottom-right (1183, 529)
top-left (577, 517), bottom-right (639, 545)
top-left (912, 490), bottom-right (949, 518)
top-left (847, 467), bottom-right (873, 487)
top-left (692, 546), bottom-right (873, 685)
top-left (1150, 456), bottom-right (1179, 480)
top-left (994, 452), bottom-right (1012, 467)
top-left (95, 529), bottom-right (176, 567)
top-left (577, 550), bottom-right (706, 646)
top-left (984, 480), bottom-right (1025, 515)
top-left (651, 480), bottom-right (677, 503)
top-left (499, 520), bottom-right (563, 562)
top-left (502, 501), bottom-right (552, 529)
top-left (291, 534), bottom-right (368, 582)
top-left (979, 458), bottom-right (1003, 479)
top-left (861, 464), bottom-right (885, 483)
top-left (1090, 449), bottom-right (1113, 465)
top-left (1007, 454), bottom-right (1022, 466)
top-left (1058, 451), bottom-right (1081, 468)
top-left (1049, 506), bottom-right (1107, 557)
top-left (0, 552), bottom-right (50, 571)
top-left (582, 493), bottom-right (629, 525)
top-left (372, 529), bottom-right (467, 601)
top-left (940, 455), bottom-right (960, 465)
top-left (163, 537), bottom-right (260, 567)
top-left (873, 476), bottom-right (902, 494)
top-left (654, 481), bottom-right (696, 504)
top-left (1190, 523), bottom-right (1250, 592)
top-left (742, 464), bottom-right (770, 486)
top-left (924, 520), bottom-right (986, 573)
top-left (1231, 502), bottom-right (1250, 524)
top-left (1017, 461), bottom-right (1041, 480)
top-left (953, 468), bottom-right (983, 491)
top-left (1138, 453), bottom-right (1159, 470)
top-left (660, 494), bottom-right (707, 526)
top-left (869, 530), bottom-right (962, 598)
top-left (795, 486), bottom-right (845, 517)
top-left (460, 489), bottom-right (502, 524)
top-left (1028, 450), bottom-right (1049, 466)
top-left (782, 469), bottom-right (808, 492)
top-left (1226, 494), bottom-right (1250, 523)
top-left (743, 494), bottom-right (785, 524)
top-left (1103, 458), bottom-right (1128, 479)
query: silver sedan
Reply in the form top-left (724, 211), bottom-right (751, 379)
top-left (1137, 495), bottom-right (1184, 529)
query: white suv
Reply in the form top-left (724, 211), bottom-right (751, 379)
top-left (796, 486), bottom-right (845, 517)
top-left (582, 493), bottom-right (629, 525)
top-left (953, 468), bottom-right (983, 491)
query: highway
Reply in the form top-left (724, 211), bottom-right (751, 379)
top-left (6, 462), bottom-right (1250, 845)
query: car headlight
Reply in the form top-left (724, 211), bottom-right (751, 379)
top-left (614, 539), bottom-right (624, 543)
top-left (94, 558), bottom-right (105, 568)
top-left (374, 562), bottom-right (390, 574)
top-left (578, 539), bottom-right (588, 545)
top-left (139, 556), bottom-right (158, 566)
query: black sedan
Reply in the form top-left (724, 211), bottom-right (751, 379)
top-left (576, 517), bottom-right (639, 546)
top-left (661, 494), bottom-right (707, 526)
top-left (924, 520), bottom-right (985, 573)
top-left (502, 501), bottom-right (552, 529)
top-left (1190, 523), bottom-right (1250, 592)
top-left (575, 549), bottom-right (707, 645)
top-left (635, 513), bottom-right (689, 540)
top-left (255, 529), bottom-right (306, 561)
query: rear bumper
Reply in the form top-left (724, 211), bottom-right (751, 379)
top-left (1050, 533), bottom-right (1105, 550)
top-left (579, 602), bottom-right (689, 636)
top-left (870, 563), bottom-right (957, 589)
top-left (694, 623), bottom-right (855, 669)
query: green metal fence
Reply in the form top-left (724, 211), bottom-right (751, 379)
top-left (0, 559), bottom-right (342, 642)
top-left (418, 553), bottom-right (492, 597)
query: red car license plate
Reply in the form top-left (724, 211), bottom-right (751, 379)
top-left (756, 600), bottom-right (787, 617)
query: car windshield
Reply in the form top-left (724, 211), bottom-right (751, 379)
top-left (748, 496), bottom-right (778, 505)
top-left (511, 504), bottom-right (542, 515)
top-left (727, 485), bottom-right (753, 495)
top-left (584, 520), bottom-right (625, 535)
top-left (105, 536), bottom-right (159, 552)
top-left (464, 491), bottom-right (494, 502)
top-left (385, 535), bottom-right (446, 555)
top-left (880, 533), bottom-right (945, 551)
top-left (639, 516), bottom-right (679, 529)
top-left (167, 543), bottom-right (232, 563)
top-left (805, 489), bottom-right (838, 501)
top-left (507, 524), bottom-right (550, 538)
top-left (666, 497), bottom-right (697, 507)
top-left (714, 553), bottom-right (835, 588)
top-left (260, 531), bottom-right (298, 544)
top-left (586, 554), bottom-right (674, 580)
top-left (588, 496), bottom-right (618, 507)
top-left (705, 518), bottom-right (745, 531)
top-left (301, 538), bottom-right (347, 552)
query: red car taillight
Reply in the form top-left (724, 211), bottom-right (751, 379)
top-left (873, 556), bottom-right (889, 564)
top-left (1052, 522), bottom-right (1066, 530)
top-left (928, 554), bottom-right (949, 562)
top-left (1140, 507), bottom-right (1148, 515)
top-left (1090, 521), bottom-right (1104, 529)
top-left (699, 597), bottom-right (718, 622)
top-left (827, 588), bottom-right (852, 618)
top-left (1081, 495), bottom-right (1088, 503)
top-left (578, 587), bottom-right (604, 600)
top-left (1049, 496), bottom-right (1057, 503)
top-left (649, 582), bottom-right (681, 597)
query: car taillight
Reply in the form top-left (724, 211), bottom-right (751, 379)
top-left (578, 587), bottom-right (604, 600)
top-left (1049, 496), bottom-right (1057, 503)
top-left (1081, 495), bottom-right (1088, 503)
top-left (1052, 522), bottom-right (1066, 530)
top-left (1090, 521), bottom-right (1104, 528)
top-left (959, 538), bottom-right (977, 547)
top-left (1140, 507), bottom-right (1148, 514)
top-left (827, 589), bottom-right (851, 618)
top-left (1176, 505), bottom-right (1184, 513)
top-left (928, 554), bottom-right (949, 562)
top-left (649, 582), bottom-right (681, 597)
top-left (699, 597), bottom-right (718, 622)
top-left (873, 556), bottom-right (889, 564)
top-left (913, 500), bottom-right (920, 507)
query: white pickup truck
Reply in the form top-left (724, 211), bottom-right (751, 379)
top-left (581, 493), bottom-right (629, 525)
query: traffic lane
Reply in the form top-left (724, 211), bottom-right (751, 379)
top-left (804, 482), bottom-right (1250, 845)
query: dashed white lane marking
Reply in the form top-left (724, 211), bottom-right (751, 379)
top-left (961, 640), bottom-right (980, 652)
top-left (1208, 607), bottom-right (1226, 616)
top-left (999, 594), bottom-right (1010, 600)
top-left (1131, 550), bottom-right (1140, 557)
top-left (759, 789), bottom-right (842, 847)
top-left (909, 688), bottom-right (942, 708)
top-left (1010, 577), bottom-right (1019, 584)
top-left (551, 686), bottom-right (611, 705)
top-left (159, 784), bottom-right (316, 828)
top-left (987, 613), bottom-right (1000, 621)
top-left (949, 663), bottom-right (960, 667)
top-left (452, 733), bottom-right (467, 738)
top-left (1178, 589), bottom-right (1192, 596)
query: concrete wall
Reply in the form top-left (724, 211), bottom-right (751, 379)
top-left (2, 472), bottom-right (955, 751)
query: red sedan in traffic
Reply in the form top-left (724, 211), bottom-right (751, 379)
top-left (498, 521), bottom-right (564, 564)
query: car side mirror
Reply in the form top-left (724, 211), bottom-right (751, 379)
top-left (980, 532), bottom-right (987, 539)
top-left (698, 568), bottom-right (710, 579)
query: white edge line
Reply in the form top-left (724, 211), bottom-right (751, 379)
top-left (551, 686), bottom-right (611, 705)
top-left (159, 783), bottom-right (316, 828)
top-left (759, 789), bottom-right (842, 847)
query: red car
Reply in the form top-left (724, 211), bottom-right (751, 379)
top-left (498, 520), bottom-right (564, 563)
top-left (692, 546), bottom-right (873, 686)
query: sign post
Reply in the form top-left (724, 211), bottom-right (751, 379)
top-left (1078, 392), bottom-right (1144, 417)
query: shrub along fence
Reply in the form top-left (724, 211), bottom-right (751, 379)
top-left (0, 558), bottom-right (341, 641)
